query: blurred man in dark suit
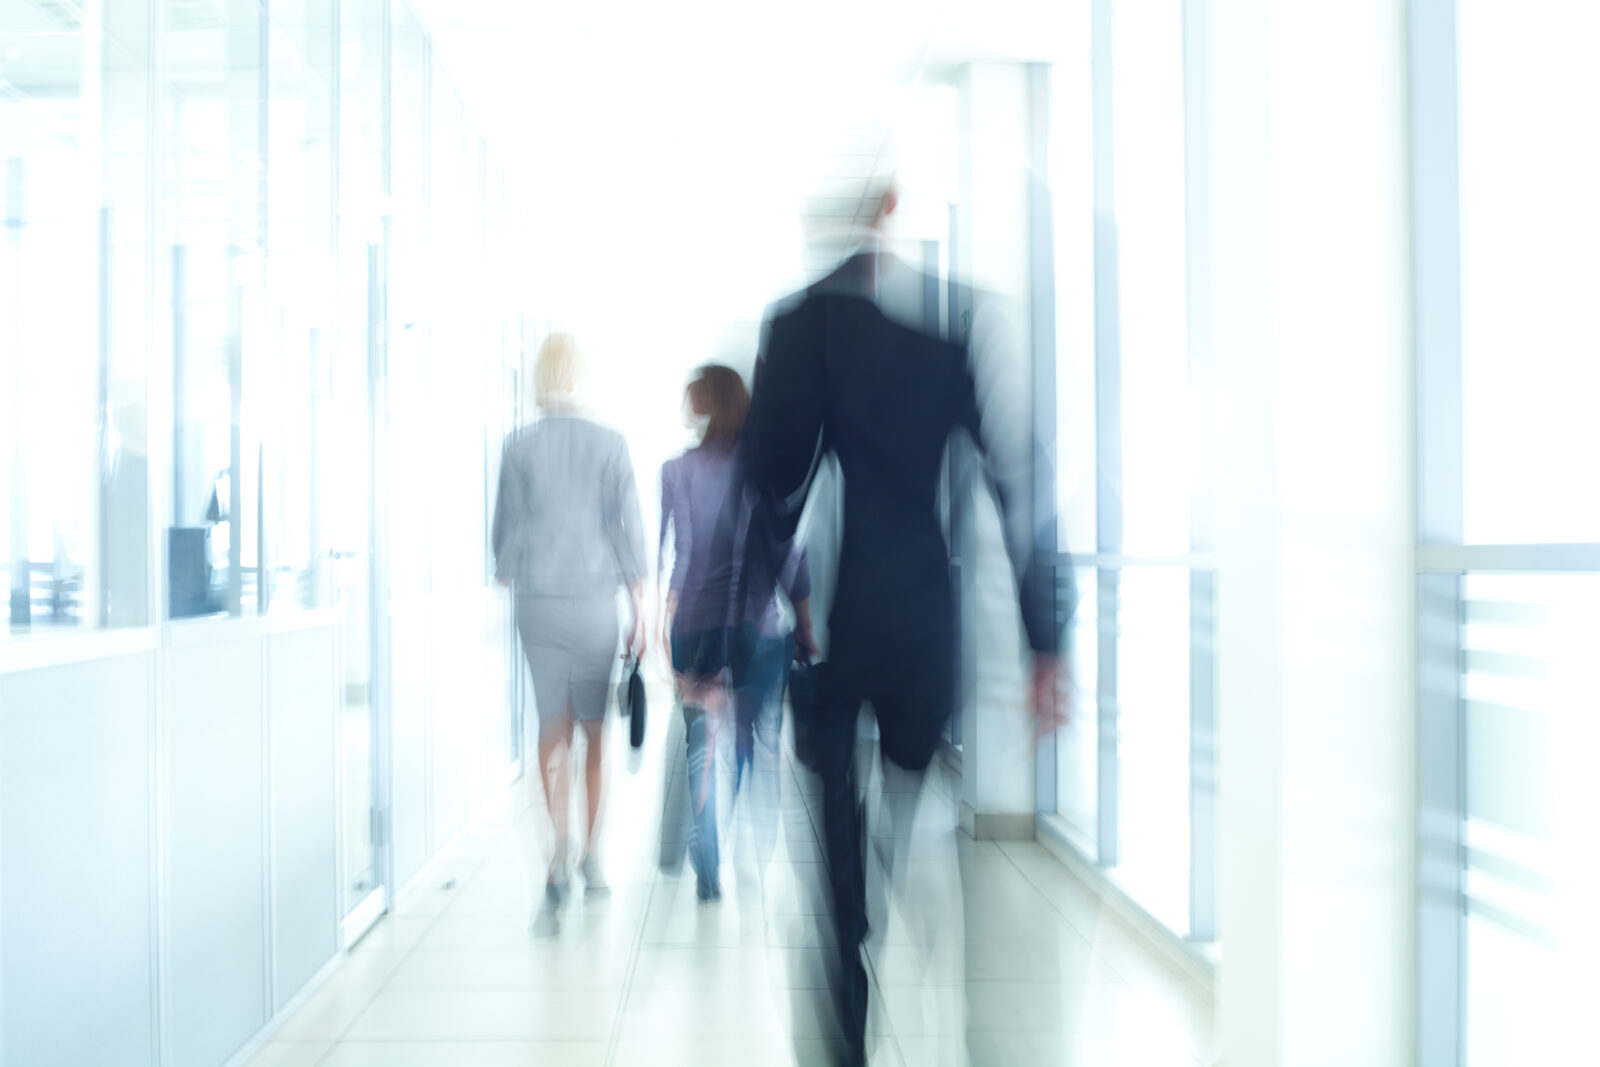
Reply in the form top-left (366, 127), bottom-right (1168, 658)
top-left (736, 182), bottom-right (1075, 1064)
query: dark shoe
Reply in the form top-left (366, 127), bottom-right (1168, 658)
top-left (531, 905), bottom-right (560, 937)
top-left (532, 882), bottom-right (563, 937)
top-left (696, 878), bottom-right (722, 902)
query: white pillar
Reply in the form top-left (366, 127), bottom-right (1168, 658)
top-left (1204, 1), bottom-right (1284, 1060)
top-left (1206, 1), bottom-right (1417, 1064)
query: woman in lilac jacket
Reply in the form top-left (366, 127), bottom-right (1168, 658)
top-left (659, 365), bottom-right (814, 900)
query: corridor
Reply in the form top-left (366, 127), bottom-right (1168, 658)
top-left (7, 0), bottom-right (1596, 1063)
top-left (246, 711), bottom-right (1212, 1067)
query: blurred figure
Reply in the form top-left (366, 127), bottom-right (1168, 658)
top-left (732, 522), bottom-right (815, 882)
top-left (492, 332), bottom-right (648, 936)
top-left (737, 185), bottom-right (1074, 1064)
top-left (659, 364), bottom-right (814, 901)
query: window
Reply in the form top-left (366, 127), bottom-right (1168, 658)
top-left (1456, 2), bottom-right (1600, 546)
top-left (164, 0), bottom-right (266, 618)
top-left (263, 0), bottom-right (337, 612)
top-left (1042, 0), bottom-right (1216, 945)
top-left (3, 0), bottom-right (152, 637)
top-left (1414, 3), bottom-right (1600, 1063)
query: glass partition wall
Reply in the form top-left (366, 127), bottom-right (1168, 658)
top-left (1, 0), bottom-right (517, 939)
top-left (164, 0), bottom-right (266, 619)
top-left (3, 0), bottom-right (152, 638)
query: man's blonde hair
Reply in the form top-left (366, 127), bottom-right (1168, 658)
top-left (534, 332), bottom-right (581, 407)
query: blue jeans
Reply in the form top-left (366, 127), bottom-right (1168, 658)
top-left (733, 626), bottom-right (793, 871)
top-left (672, 629), bottom-right (731, 894)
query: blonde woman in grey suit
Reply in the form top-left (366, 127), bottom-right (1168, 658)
top-left (493, 333), bottom-right (648, 936)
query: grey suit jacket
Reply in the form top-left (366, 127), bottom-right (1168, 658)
top-left (492, 412), bottom-right (648, 597)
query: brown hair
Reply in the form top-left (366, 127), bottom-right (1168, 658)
top-left (687, 364), bottom-right (749, 448)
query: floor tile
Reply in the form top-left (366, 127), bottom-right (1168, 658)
top-left (897, 1027), bottom-right (1202, 1067)
top-left (330, 948), bottom-right (409, 992)
top-left (391, 864), bottom-right (481, 917)
top-left (319, 1040), bottom-right (608, 1066)
top-left (869, 935), bottom-right (1116, 986)
top-left (629, 944), bottom-right (835, 991)
top-left (273, 976), bottom-right (390, 1043)
top-left (420, 903), bottom-right (647, 950)
top-left (241, 1041), bottom-right (332, 1067)
top-left (346, 914), bottom-right (439, 955)
top-left (638, 892), bottom-right (833, 948)
top-left (995, 841), bottom-right (1116, 933)
top-left (612, 1034), bottom-right (900, 1067)
top-left (618, 980), bottom-right (889, 1040)
top-left (260, 728), bottom-right (1212, 1067)
top-left (881, 979), bottom-right (1180, 1038)
top-left (385, 946), bottom-right (633, 991)
top-left (343, 989), bottom-right (621, 1041)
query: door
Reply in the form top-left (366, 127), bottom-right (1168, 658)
top-left (333, 236), bottom-right (386, 941)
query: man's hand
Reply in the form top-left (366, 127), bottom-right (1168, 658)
top-left (793, 597), bottom-right (819, 661)
top-left (795, 620), bottom-right (819, 662)
top-left (1030, 654), bottom-right (1069, 739)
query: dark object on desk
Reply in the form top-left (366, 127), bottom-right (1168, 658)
top-left (168, 527), bottom-right (218, 618)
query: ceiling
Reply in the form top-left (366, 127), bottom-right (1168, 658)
top-left (411, 0), bottom-right (1070, 406)
top-left (411, 0), bottom-right (1067, 220)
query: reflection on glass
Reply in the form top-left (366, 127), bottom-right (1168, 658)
top-left (1460, 572), bottom-right (1599, 1064)
top-left (2, 0), bottom-right (151, 638)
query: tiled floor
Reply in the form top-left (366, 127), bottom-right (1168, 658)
top-left (249, 712), bottom-right (1212, 1066)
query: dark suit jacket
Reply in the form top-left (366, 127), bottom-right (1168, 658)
top-left (739, 250), bottom-right (1071, 658)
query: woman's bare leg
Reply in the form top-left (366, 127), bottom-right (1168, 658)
top-left (578, 718), bottom-right (605, 852)
top-left (538, 709), bottom-right (574, 880)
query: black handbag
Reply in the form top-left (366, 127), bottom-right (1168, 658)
top-left (788, 656), bottom-right (822, 772)
top-left (619, 656), bottom-right (647, 748)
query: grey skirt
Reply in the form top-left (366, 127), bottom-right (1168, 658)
top-left (515, 594), bottom-right (621, 730)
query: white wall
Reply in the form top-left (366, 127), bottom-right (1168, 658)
top-left (389, 609), bottom-right (431, 891)
top-left (0, 618), bottom-right (344, 1067)
top-left (1, 651), bottom-right (157, 1067)
top-left (269, 628), bottom-right (340, 1009)
top-left (166, 634), bottom-right (270, 1067)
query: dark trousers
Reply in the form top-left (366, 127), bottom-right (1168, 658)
top-left (809, 607), bottom-right (956, 1064)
